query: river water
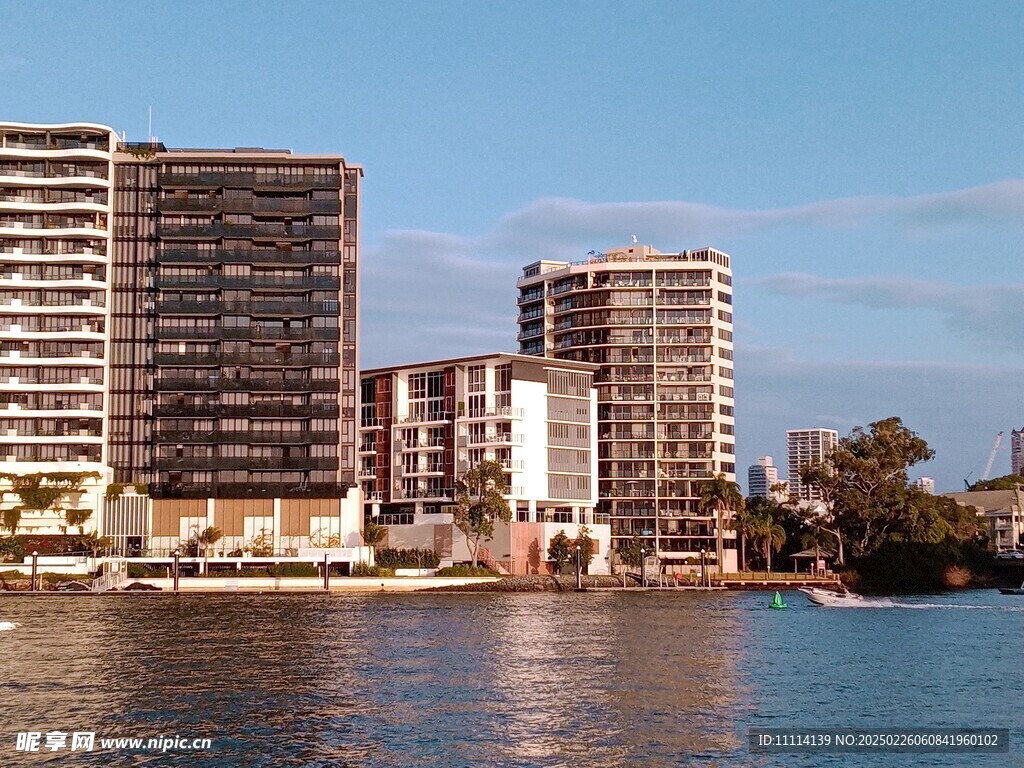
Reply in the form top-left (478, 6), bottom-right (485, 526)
top-left (0, 590), bottom-right (1020, 767)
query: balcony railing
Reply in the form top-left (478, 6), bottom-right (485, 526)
top-left (159, 173), bottom-right (341, 189)
top-left (154, 352), bottom-right (340, 367)
top-left (396, 412), bottom-right (454, 425)
top-left (153, 402), bottom-right (338, 418)
top-left (157, 224), bottom-right (341, 240)
top-left (154, 377), bottom-right (339, 392)
top-left (464, 406), bottom-right (524, 419)
top-left (153, 456), bottom-right (337, 470)
top-left (149, 481), bottom-right (348, 499)
top-left (154, 300), bottom-right (338, 317)
top-left (155, 274), bottom-right (340, 291)
top-left (462, 432), bottom-right (524, 446)
top-left (156, 327), bottom-right (340, 342)
top-left (157, 249), bottom-right (341, 265)
top-left (153, 430), bottom-right (339, 444)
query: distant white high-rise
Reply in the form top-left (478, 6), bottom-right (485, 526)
top-left (748, 456), bottom-right (780, 498)
top-left (912, 477), bottom-right (936, 495)
top-left (787, 428), bottom-right (839, 502)
top-left (1012, 429), bottom-right (1023, 476)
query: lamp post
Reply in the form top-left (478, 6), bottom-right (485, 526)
top-left (173, 550), bottom-right (180, 593)
top-left (30, 551), bottom-right (38, 592)
top-left (324, 552), bottom-right (331, 592)
top-left (640, 547), bottom-right (646, 587)
top-left (575, 545), bottom-right (582, 591)
top-left (700, 547), bottom-right (707, 588)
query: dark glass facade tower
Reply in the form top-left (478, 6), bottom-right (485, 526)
top-left (109, 146), bottom-right (360, 499)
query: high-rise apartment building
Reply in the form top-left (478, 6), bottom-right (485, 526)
top-left (786, 428), bottom-right (838, 502)
top-left (111, 142), bottom-right (360, 502)
top-left (748, 456), bottom-right (780, 499)
top-left (0, 122), bottom-right (364, 552)
top-left (0, 122), bottom-right (118, 531)
top-left (359, 353), bottom-right (609, 573)
top-left (516, 244), bottom-right (736, 569)
top-left (1012, 428), bottom-right (1023, 476)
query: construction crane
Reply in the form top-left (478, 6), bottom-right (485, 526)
top-left (981, 432), bottom-right (1004, 481)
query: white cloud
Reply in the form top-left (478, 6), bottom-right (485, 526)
top-left (752, 273), bottom-right (1024, 349)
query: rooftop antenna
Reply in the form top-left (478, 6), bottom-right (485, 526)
top-left (148, 106), bottom-right (153, 143)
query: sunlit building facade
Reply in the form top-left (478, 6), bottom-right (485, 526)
top-left (516, 244), bottom-right (737, 569)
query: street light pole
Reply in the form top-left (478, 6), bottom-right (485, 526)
top-left (700, 547), bottom-right (706, 588)
top-left (324, 553), bottom-right (331, 592)
top-left (30, 551), bottom-right (38, 592)
top-left (173, 550), bottom-right (180, 593)
top-left (575, 545), bottom-right (582, 591)
top-left (640, 547), bottom-right (646, 587)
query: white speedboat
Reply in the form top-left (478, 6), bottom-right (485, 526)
top-left (799, 587), bottom-right (866, 607)
top-left (0, 621), bottom-right (19, 631)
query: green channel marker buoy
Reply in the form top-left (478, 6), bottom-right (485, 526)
top-left (769, 591), bottom-right (788, 610)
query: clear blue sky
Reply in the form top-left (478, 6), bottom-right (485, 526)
top-left (4, 1), bottom-right (1022, 491)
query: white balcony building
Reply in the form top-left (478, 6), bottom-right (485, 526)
top-left (0, 122), bottom-right (117, 533)
top-left (359, 353), bottom-right (610, 574)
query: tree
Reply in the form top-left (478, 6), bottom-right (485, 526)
top-left (573, 524), bottom-right (595, 574)
top-left (698, 473), bottom-right (744, 573)
top-left (617, 533), bottom-right (645, 586)
top-left (453, 460), bottom-right (512, 568)
top-left (799, 457), bottom-right (846, 565)
top-left (730, 504), bottom-right (759, 572)
top-left (547, 530), bottom-right (572, 574)
top-left (968, 473), bottom-right (1024, 492)
top-left (749, 513), bottom-right (786, 572)
top-left (197, 526), bottom-right (223, 572)
top-left (362, 520), bottom-right (387, 547)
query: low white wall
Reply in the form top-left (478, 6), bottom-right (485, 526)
top-left (126, 576), bottom-right (498, 592)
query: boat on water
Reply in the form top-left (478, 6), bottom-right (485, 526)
top-left (799, 587), bottom-right (866, 607)
top-left (998, 582), bottom-right (1024, 595)
top-left (0, 621), bottom-right (19, 632)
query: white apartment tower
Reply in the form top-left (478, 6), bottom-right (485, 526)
top-left (0, 122), bottom-right (117, 531)
top-left (786, 428), bottom-right (839, 502)
top-left (748, 456), bottom-right (780, 498)
top-left (516, 244), bottom-right (737, 570)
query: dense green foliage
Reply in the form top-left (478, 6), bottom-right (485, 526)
top-left (547, 530), bottom-right (572, 572)
top-left (0, 471), bottom-right (100, 534)
top-left (618, 534), bottom-right (645, 568)
top-left (968, 473), bottom-right (1024, 492)
top-left (362, 521), bottom-right (388, 547)
top-left (795, 417), bottom-right (986, 592)
top-left (351, 563), bottom-right (395, 577)
top-left (454, 460), bottom-right (512, 568)
top-left (435, 565), bottom-right (498, 577)
top-left (698, 473), bottom-right (744, 570)
top-left (574, 525), bottom-right (595, 572)
top-left (374, 548), bottom-right (441, 569)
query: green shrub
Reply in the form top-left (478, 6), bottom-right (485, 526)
top-left (435, 565), bottom-right (498, 577)
top-left (0, 536), bottom-right (24, 563)
top-left (268, 563), bottom-right (319, 577)
top-left (374, 547), bottom-right (441, 569)
top-left (351, 563), bottom-right (394, 577)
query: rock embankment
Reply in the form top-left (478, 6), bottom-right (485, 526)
top-left (421, 574), bottom-right (624, 592)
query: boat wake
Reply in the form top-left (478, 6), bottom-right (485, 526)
top-left (891, 603), bottom-right (1024, 611)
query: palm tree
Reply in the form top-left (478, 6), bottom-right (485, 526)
top-left (749, 514), bottom-right (786, 573)
top-left (699, 473), bottom-right (744, 574)
top-left (728, 506), bottom-right (757, 572)
top-left (197, 526), bottom-right (223, 574)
